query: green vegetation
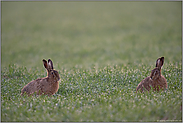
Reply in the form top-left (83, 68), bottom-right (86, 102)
top-left (1, 1), bottom-right (182, 122)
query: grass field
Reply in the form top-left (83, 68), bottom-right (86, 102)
top-left (1, 1), bottom-right (182, 122)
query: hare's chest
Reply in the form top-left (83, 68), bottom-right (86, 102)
top-left (151, 78), bottom-right (165, 91)
top-left (50, 81), bottom-right (59, 89)
top-left (46, 81), bottom-right (59, 94)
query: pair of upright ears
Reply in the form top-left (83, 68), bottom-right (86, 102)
top-left (156, 57), bottom-right (164, 69)
top-left (43, 59), bottom-right (54, 70)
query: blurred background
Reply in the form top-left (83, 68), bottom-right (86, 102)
top-left (1, 1), bottom-right (182, 70)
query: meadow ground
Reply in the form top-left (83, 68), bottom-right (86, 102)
top-left (1, 1), bottom-right (182, 122)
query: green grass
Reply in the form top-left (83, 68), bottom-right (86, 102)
top-left (1, 1), bottom-right (182, 122)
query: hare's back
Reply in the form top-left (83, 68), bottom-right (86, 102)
top-left (136, 76), bottom-right (153, 92)
top-left (21, 78), bottom-right (42, 95)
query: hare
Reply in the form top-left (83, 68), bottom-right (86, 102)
top-left (21, 59), bottom-right (60, 96)
top-left (136, 57), bottom-right (167, 92)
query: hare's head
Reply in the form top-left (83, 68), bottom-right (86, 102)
top-left (43, 59), bottom-right (60, 82)
top-left (150, 67), bottom-right (161, 80)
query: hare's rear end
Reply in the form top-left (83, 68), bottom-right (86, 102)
top-left (21, 79), bottom-right (40, 96)
top-left (21, 59), bottom-right (60, 96)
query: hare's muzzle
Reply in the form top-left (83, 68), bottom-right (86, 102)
top-left (57, 76), bottom-right (60, 81)
top-left (53, 70), bottom-right (60, 82)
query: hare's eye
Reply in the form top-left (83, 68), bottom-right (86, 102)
top-left (153, 71), bottom-right (157, 76)
top-left (153, 71), bottom-right (156, 76)
top-left (51, 71), bottom-right (54, 74)
top-left (154, 70), bottom-right (159, 75)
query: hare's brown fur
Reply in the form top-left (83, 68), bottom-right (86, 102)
top-left (21, 59), bottom-right (60, 96)
top-left (136, 57), bottom-right (167, 92)
top-left (21, 77), bottom-right (59, 96)
top-left (136, 74), bottom-right (167, 92)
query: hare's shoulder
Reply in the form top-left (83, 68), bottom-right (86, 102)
top-left (160, 75), bottom-right (166, 80)
top-left (160, 75), bottom-right (167, 87)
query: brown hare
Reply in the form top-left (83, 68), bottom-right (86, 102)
top-left (136, 57), bottom-right (167, 92)
top-left (21, 59), bottom-right (60, 96)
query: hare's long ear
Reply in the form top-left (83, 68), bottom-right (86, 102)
top-left (156, 57), bottom-right (164, 69)
top-left (48, 59), bottom-right (54, 70)
top-left (43, 59), bottom-right (48, 69)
